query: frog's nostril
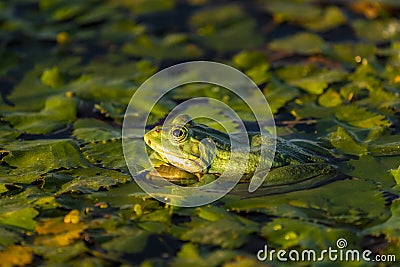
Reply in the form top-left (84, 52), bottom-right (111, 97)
top-left (147, 140), bottom-right (151, 145)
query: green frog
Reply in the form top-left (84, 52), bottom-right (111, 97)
top-left (144, 115), bottom-right (339, 194)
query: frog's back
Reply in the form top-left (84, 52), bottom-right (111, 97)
top-left (249, 134), bottom-right (328, 168)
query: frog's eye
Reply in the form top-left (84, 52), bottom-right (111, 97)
top-left (170, 126), bottom-right (188, 143)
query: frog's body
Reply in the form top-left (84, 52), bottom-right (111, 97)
top-left (144, 115), bottom-right (338, 192)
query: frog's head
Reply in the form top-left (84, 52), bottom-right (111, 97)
top-left (144, 115), bottom-right (218, 173)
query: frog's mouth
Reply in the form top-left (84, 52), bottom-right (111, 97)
top-left (145, 138), bottom-right (207, 173)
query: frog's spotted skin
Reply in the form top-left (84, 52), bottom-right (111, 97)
top-left (144, 115), bottom-right (339, 192)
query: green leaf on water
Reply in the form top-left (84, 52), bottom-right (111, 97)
top-left (73, 119), bottom-right (121, 143)
top-left (0, 123), bottom-right (20, 142)
top-left (352, 19), bottom-right (400, 43)
top-left (56, 167), bottom-right (129, 195)
top-left (101, 226), bottom-right (149, 253)
top-left (327, 43), bottom-right (376, 66)
top-left (3, 139), bottom-right (89, 175)
top-left (289, 70), bottom-right (347, 95)
top-left (112, 0), bottom-right (174, 15)
top-left (71, 76), bottom-right (134, 103)
top-left (171, 243), bottom-right (235, 267)
top-left (263, 79), bottom-right (300, 114)
top-left (269, 32), bottom-right (327, 55)
top-left (232, 50), bottom-right (268, 70)
top-left (318, 88), bottom-right (343, 107)
top-left (366, 88), bottom-right (400, 110)
top-left (348, 63), bottom-right (381, 90)
top-left (335, 105), bottom-right (391, 129)
top-left (266, 1), bottom-right (346, 32)
top-left (302, 6), bottom-right (346, 32)
top-left (0, 67), bottom-right (53, 112)
top-left (81, 140), bottom-right (127, 172)
top-left (94, 102), bottom-right (127, 124)
top-left (225, 179), bottom-right (389, 226)
top-left (2, 95), bottom-right (78, 134)
top-left (362, 199), bottom-right (400, 254)
top-left (177, 217), bottom-right (255, 249)
top-left (390, 165), bottom-right (400, 185)
top-left (0, 227), bottom-right (22, 248)
top-left (232, 50), bottom-right (270, 84)
top-left (83, 59), bottom-right (156, 83)
top-left (122, 33), bottom-right (203, 61)
top-left (330, 127), bottom-right (367, 156)
top-left (40, 66), bottom-right (64, 89)
top-left (0, 207), bottom-right (38, 230)
top-left (261, 218), bottom-right (358, 250)
top-left (189, 5), bottom-right (263, 52)
top-left (32, 242), bottom-right (88, 263)
top-left (367, 133), bottom-right (400, 156)
top-left (345, 155), bottom-right (399, 188)
top-left (275, 64), bottom-right (347, 94)
top-left (289, 95), bottom-right (335, 119)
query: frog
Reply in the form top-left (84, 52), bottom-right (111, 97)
top-left (143, 115), bottom-right (339, 194)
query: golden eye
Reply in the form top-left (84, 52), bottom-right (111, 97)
top-left (170, 126), bottom-right (188, 142)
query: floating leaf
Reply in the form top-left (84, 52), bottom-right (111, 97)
top-left (73, 119), bottom-right (121, 143)
top-left (0, 245), bottom-right (33, 266)
top-left (122, 34), bottom-right (203, 60)
top-left (232, 51), bottom-right (269, 70)
top-left (81, 140), bottom-right (127, 171)
top-left (330, 127), bottom-right (367, 156)
top-left (171, 243), bottom-right (235, 267)
top-left (266, 1), bottom-right (346, 32)
top-left (335, 105), bottom-right (391, 129)
top-left (101, 226), bottom-right (149, 253)
top-left (190, 5), bottom-right (263, 52)
top-left (83, 59), bottom-right (156, 83)
top-left (0, 227), bottom-right (22, 247)
top-left (327, 43), bottom-right (376, 66)
top-left (32, 242), bottom-right (88, 263)
top-left (263, 79), bottom-right (300, 114)
top-left (178, 218), bottom-right (255, 249)
top-left (3, 139), bottom-right (89, 175)
top-left (302, 6), bottom-right (346, 32)
top-left (352, 19), bottom-right (400, 43)
top-left (71, 76), bottom-right (134, 103)
top-left (40, 66), bottom-right (64, 88)
top-left (0, 123), bottom-right (20, 142)
top-left (0, 207), bottom-right (38, 230)
top-left (366, 88), bottom-right (400, 110)
top-left (289, 95), bottom-right (335, 119)
top-left (318, 89), bottom-right (342, 107)
top-left (362, 199), bottom-right (400, 252)
top-left (391, 165), bottom-right (400, 185)
top-left (289, 70), bottom-right (347, 95)
top-left (34, 217), bottom-right (86, 246)
top-left (56, 168), bottom-right (129, 195)
top-left (368, 134), bottom-right (400, 156)
top-left (346, 155), bottom-right (399, 188)
top-left (2, 95), bottom-right (78, 134)
top-left (225, 179), bottom-right (388, 226)
top-left (1, 67), bottom-right (53, 112)
top-left (269, 32), bottom-right (327, 55)
top-left (261, 218), bottom-right (358, 250)
top-left (112, 0), bottom-right (174, 15)
top-left (348, 63), bottom-right (381, 90)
